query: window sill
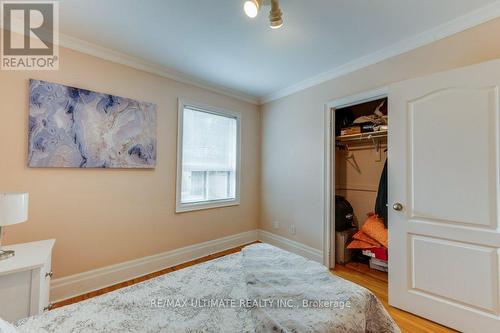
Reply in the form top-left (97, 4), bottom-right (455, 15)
top-left (175, 199), bottom-right (240, 213)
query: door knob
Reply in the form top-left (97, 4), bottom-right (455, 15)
top-left (393, 203), bottom-right (404, 211)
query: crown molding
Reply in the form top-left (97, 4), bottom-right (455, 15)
top-left (31, 1), bottom-right (500, 106)
top-left (58, 33), bottom-right (260, 105)
top-left (261, 1), bottom-right (500, 104)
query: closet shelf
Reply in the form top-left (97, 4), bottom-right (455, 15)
top-left (336, 130), bottom-right (387, 142)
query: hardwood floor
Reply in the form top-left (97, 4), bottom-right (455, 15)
top-left (53, 244), bottom-right (456, 333)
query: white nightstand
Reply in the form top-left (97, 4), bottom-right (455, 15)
top-left (0, 239), bottom-right (55, 322)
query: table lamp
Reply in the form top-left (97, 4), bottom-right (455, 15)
top-left (0, 193), bottom-right (29, 260)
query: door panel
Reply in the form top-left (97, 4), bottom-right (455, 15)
top-left (0, 271), bottom-right (31, 322)
top-left (389, 59), bottom-right (500, 333)
top-left (410, 88), bottom-right (498, 228)
top-left (411, 235), bottom-right (498, 313)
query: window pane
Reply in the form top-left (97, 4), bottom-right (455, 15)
top-left (181, 107), bottom-right (237, 204)
top-left (207, 171), bottom-right (231, 200)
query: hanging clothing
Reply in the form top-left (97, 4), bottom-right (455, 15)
top-left (375, 159), bottom-right (388, 227)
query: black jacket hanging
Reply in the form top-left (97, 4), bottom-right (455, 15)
top-left (375, 159), bottom-right (388, 227)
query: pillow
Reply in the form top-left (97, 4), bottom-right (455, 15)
top-left (347, 239), bottom-right (376, 250)
top-left (361, 214), bottom-right (388, 248)
top-left (352, 230), bottom-right (382, 247)
top-left (0, 318), bottom-right (17, 333)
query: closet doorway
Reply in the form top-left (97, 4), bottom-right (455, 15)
top-left (323, 87), bottom-right (388, 270)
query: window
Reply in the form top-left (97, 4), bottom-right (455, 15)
top-left (176, 100), bottom-right (240, 212)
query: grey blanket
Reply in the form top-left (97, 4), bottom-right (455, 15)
top-left (15, 243), bottom-right (399, 332)
top-left (242, 244), bottom-right (399, 333)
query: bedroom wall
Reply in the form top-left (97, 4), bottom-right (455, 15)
top-left (0, 42), bottom-right (261, 278)
top-left (260, 17), bottom-right (500, 251)
top-left (335, 143), bottom-right (387, 228)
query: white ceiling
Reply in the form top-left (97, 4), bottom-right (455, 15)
top-left (57, 0), bottom-right (498, 102)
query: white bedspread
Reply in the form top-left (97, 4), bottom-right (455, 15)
top-left (15, 243), bottom-right (399, 333)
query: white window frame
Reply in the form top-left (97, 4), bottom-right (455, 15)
top-left (176, 99), bottom-right (241, 213)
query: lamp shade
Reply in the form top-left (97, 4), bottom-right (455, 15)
top-left (0, 193), bottom-right (29, 226)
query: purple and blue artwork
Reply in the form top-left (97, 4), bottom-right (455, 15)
top-left (28, 79), bottom-right (157, 168)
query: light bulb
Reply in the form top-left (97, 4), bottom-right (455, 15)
top-left (244, 0), bottom-right (259, 18)
top-left (270, 21), bottom-right (283, 29)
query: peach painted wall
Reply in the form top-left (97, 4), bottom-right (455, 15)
top-left (261, 17), bottom-right (500, 251)
top-left (0, 45), bottom-right (260, 278)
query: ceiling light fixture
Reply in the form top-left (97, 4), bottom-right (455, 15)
top-left (243, 0), bottom-right (283, 29)
top-left (269, 0), bottom-right (283, 29)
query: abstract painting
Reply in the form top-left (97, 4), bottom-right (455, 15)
top-left (28, 79), bottom-right (157, 168)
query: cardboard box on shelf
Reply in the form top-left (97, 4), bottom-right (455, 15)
top-left (340, 126), bottom-right (361, 136)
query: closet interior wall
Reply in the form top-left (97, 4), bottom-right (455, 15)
top-left (335, 143), bottom-right (387, 228)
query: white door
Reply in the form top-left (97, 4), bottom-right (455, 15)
top-left (389, 59), bottom-right (500, 333)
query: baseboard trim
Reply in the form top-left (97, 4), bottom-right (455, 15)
top-left (51, 229), bottom-right (324, 303)
top-left (50, 230), bottom-right (258, 302)
top-left (257, 229), bottom-right (323, 263)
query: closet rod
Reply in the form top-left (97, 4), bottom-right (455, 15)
top-left (336, 130), bottom-right (387, 142)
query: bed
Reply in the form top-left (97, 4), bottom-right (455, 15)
top-left (12, 243), bottom-right (399, 332)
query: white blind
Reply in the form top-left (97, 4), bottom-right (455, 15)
top-left (181, 107), bottom-right (237, 203)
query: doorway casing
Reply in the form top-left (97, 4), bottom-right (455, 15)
top-left (323, 87), bottom-right (389, 268)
